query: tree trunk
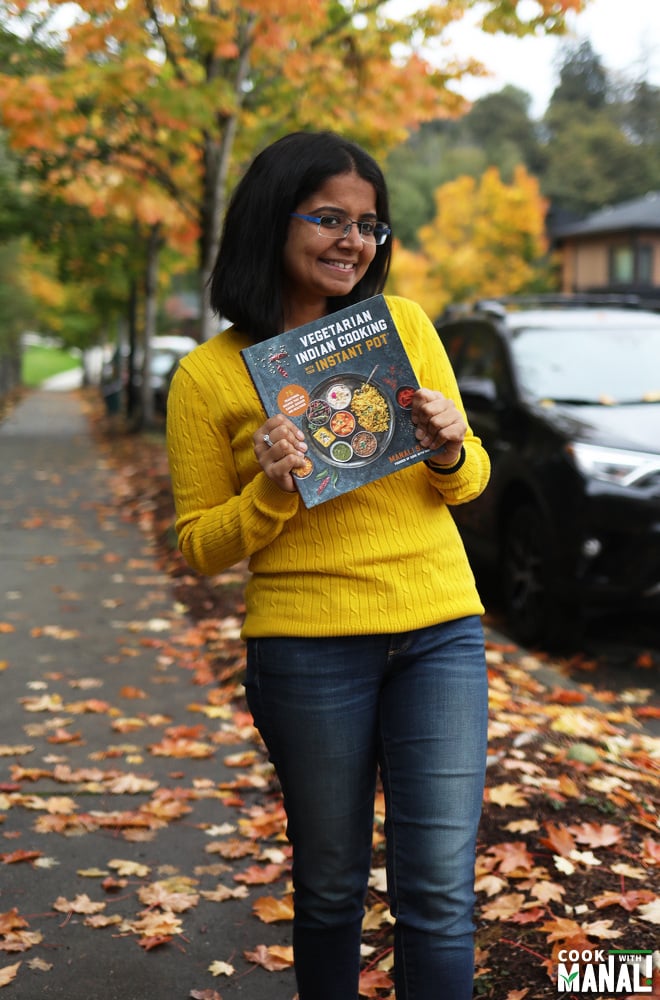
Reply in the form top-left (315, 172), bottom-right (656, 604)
top-left (140, 222), bottom-right (162, 426)
top-left (198, 12), bottom-right (255, 343)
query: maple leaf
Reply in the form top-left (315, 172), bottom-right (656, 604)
top-left (148, 736), bottom-right (214, 758)
top-left (1, 850), bottom-right (43, 865)
top-left (475, 874), bottom-right (507, 897)
top-left (108, 859), bottom-right (150, 877)
top-left (0, 745), bottom-right (35, 756)
top-left (505, 991), bottom-right (530, 999)
top-left (487, 841), bottom-right (534, 874)
top-left (83, 914), bottom-right (122, 928)
top-left (234, 863), bottom-right (287, 885)
top-left (592, 889), bottom-right (656, 912)
top-left (199, 884), bottom-right (249, 902)
top-left (244, 943), bottom-right (294, 971)
top-left (530, 881), bottom-right (565, 904)
top-left (137, 879), bottom-right (199, 912)
top-left (208, 959), bottom-right (235, 976)
top-left (190, 991), bottom-right (223, 1000)
top-left (580, 919), bottom-right (621, 939)
top-left (27, 957), bottom-right (53, 971)
top-left (569, 822), bottom-right (621, 848)
top-left (138, 935), bottom-right (173, 951)
top-left (486, 783), bottom-right (529, 807)
top-left (130, 911), bottom-right (183, 938)
top-left (480, 892), bottom-right (526, 921)
top-left (252, 894), bottom-right (294, 923)
top-left (539, 822), bottom-right (576, 857)
top-left (0, 930), bottom-right (43, 953)
top-left (52, 894), bottom-right (106, 915)
top-left (358, 968), bottom-right (394, 996)
top-left (509, 907), bottom-right (545, 925)
top-left (0, 962), bottom-right (21, 987)
top-left (0, 911), bottom-right (28, 935)
top-left (637, 899), bottom-right (660, 924)
top-left (207, 838), bottom-right (259, 860)
top-left (539, 916), bottom-right (583, 943)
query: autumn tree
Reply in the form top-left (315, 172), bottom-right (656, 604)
top-left (388, 165), bottom-right (550, 318)
top-left (1, 0), bottom-right (586, 344)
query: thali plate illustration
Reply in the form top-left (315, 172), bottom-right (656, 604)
top-left (304, 373), bottom-right (396, 468)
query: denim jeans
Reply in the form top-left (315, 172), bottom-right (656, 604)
top-left (245, 617), bottom-right (488, 1000)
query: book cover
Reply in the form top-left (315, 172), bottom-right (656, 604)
top-left (241, 295), bottom-right (432, 508)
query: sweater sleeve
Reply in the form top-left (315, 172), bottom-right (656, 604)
top-left (166, 365), bottom-right (299, 577)
top-left (387, 296), bottom-right (491, 506)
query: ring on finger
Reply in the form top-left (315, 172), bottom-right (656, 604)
top-left (263, 433), bottom-right (274, 448)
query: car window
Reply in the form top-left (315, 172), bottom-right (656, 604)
top-left (445, 323), bottom-right (511, 399)
top-left (511, 325), bottom-right (660, 404)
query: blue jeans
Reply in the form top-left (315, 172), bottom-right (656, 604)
top-left (245, 617), bottom-right (488, 1000)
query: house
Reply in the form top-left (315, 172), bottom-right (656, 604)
top-left (553, 192), bottom-right (660, 306)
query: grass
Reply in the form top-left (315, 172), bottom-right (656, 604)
top-left (22, 344), bottom-right (81, 387)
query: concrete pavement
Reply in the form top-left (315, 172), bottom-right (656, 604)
top-left (0, 390), bottom-right (293, 999)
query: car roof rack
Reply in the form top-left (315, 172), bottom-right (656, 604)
top-left (480, 293), bottom-right (645, 311)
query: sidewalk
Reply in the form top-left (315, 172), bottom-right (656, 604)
top-left (0, 391), bottom-right (292, 999)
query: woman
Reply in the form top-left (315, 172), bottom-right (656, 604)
top-left (167, 131), bottom-right (490, 1000)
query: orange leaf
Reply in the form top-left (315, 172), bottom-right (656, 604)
top-left (592, 889), bottom-right (656, 912)
top-left (358, 968), bottom-right (394, 996)
top-left (138, 935), bottom-right (173, 950)
top-left (244, 944), bottom-right (294, 971)
top-left (539, 822), bottom-right (576, 857)
top-left (234, 863), bottom-right (287, 885)
top-left (252, 895), bottom-right (294, 923)
top-left (1, 850), bottom-right (43, 865)
top-left (487, 841), bottom-right (534, 874)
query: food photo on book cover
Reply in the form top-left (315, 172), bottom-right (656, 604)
top-left (242, 295), bottom-right (433, 508)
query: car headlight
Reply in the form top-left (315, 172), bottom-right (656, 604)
top-left (567, 442), bottom-right (660, 487)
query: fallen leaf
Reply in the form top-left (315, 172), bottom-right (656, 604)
top-left (52, 895), bottom-right (106, 915)
top-left (0, 962), bottom-right (21, 986)
top-left (592, 889), bottom-right (656, 912)
top-left (480, 893), bottom-right (526, 921)
top-left (637, 899), bottom-right (660, 924)
top-left (244, 943), bottom-right (294, 971)
top-left (487, 783), bottom-right (529, 807)
top-left (208, 960), bottom-right (235, 976)
top-left (252, 895), bottom-right (294, 923)
top-left (358, 968), bottom-right (394, 996)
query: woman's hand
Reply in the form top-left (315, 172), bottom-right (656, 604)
top-left (254, 415), bottom-right (309, 493)
top-left (411, 388), bottom-right (466, 466)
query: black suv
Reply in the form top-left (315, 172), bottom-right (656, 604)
top-left (435, 297), bottom-right (660, 645)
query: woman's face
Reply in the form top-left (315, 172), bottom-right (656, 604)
top-left (283, 171), bottom-right (378, 323)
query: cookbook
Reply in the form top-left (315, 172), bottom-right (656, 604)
top-left (241, 295), bottom-right (432, 508)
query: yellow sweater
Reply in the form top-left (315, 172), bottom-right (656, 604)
top-left (166, 295), bottom-right (490, 638)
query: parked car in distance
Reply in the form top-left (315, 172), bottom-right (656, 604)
top-left (435, 297), bottom-right (660, 646)
top-left (101, 336), bottom-right (196, 417)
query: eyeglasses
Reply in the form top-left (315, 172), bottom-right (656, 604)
top-left (290, 212), bottom-right (391, 246)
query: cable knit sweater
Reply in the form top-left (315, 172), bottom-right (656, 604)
top-left (166, 295), bottom-right (490, 638)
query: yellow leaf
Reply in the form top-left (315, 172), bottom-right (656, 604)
top-left (486, 783), bottom-right (529, 807)
top-left (252, 894), bottom-right (294, 923)
top-left (208, 960), bottom-right (235, 976)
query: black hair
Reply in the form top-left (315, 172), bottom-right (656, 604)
top-left (209, 131), bottom-right (392, 343)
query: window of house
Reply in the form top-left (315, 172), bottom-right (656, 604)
top-left (609, 244), bottom-right (653, 285)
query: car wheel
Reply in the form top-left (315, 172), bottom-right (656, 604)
top-left (501, 502), bottom-right (553, 646)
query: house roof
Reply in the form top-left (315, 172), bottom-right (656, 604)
top-left (554, 191), bottom-right (660, 239)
